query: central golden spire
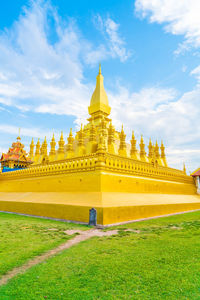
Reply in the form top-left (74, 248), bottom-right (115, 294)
top-left (88, 64), bottom-right (111, 117)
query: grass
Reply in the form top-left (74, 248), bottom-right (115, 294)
top-left (0, 212), bottom-right (89, 276)
top-left (1, 211), bottom-right (200, 299)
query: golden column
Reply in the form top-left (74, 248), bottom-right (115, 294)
top-left (155, 140), bottom-right (162, 166)
top-left (148, 138), bottom-right (153, 162)
top-left (39, 137), bottom-right (47, 163)
top-left (130, 131), bottom-right (139, 159)
top-left (29, 138), bottom-right (35, 160)
top-left (87, 120), bottom-right (97, 154)
top-left (89, 119), bottom-right (96, 142)
top-left (34, 139), bottom-right (40, 163)
top-left (119, 125), bottom-right (127, 157)
top-left (40, 140), bottom-right (44, 156)
top-left (96, 133), bottom-right (106, 167)
top-left (49, 133), bottom-right (56, 161)
top-left (66, 128), bottom-right (74, 158)
top-left (108, 122), bottom-right (116, 154)
top-left (183, 163), bottom-right (186, 174)
top-left (76, 124), bottom-right (86, 156)
top-left (139, 135), bottom-right (147, 162)
top-left (160, 141), bottom-right (167, 167)
top-left (43, 137), bottom-right (48, 156)
top-left (100, 116), bottom-right (108, 137)
top-left (57, 131), bottom-right (65, 160)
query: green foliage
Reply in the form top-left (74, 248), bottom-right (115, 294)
top-left (1, 211), bottom-right (200, 299)
top-left (0, 212), bottom-right (89, 276)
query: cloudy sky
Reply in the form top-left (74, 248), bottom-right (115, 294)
top-left (0, 0), bottom-right (199, 172)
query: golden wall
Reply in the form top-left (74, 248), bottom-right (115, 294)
top-left (0, 153), bottom-right (199, 225)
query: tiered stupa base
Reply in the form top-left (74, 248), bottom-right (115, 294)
top-left (0, 65), bottom-right (199, 225)
top-left (0, 163), bottom-right (199, 225)
top-left (1, 192), bottom-right (200, 225)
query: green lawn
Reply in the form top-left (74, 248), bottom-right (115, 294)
top-left (1, 211), bottom-right (200, 299)
top-left (0, 212), bottom-right (89, 276)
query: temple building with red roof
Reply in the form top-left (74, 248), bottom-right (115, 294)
top-left (0, 135), bottom-right (33, 172)
top-left (191, 168), bottom-right (200, 194)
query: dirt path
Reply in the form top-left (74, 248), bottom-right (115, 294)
top-left (0, 229), bottom-right (118, 287)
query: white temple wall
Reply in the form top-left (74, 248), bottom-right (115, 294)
top-left (196, 176), bottom-right (200, 194)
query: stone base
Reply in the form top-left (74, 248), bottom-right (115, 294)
top-left (0, 192), bottom-right (200, 225)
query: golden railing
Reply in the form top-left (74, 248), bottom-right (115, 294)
top-left (0, 152), bottom-right (193, 184)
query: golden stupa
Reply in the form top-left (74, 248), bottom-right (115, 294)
top-left (0, 65), bottom-right (199, 225)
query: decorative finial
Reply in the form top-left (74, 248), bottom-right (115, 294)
top-left (148, 138), bottom-right (152, 148)
top-left (183, 163), bottom-right (186, 174)
top-left (51, 133), bottom-right (55, 142)
top-left (88, 61), bottom-right (111, 116)
top-left (17, 128), bottom-right (21, 141)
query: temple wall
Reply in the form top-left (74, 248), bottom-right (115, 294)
top-left (0, 161), bottom-right (196, 196)
top-left (0, 153), bottom-right (196, 195)
top-left (0, 153), bottom-right (198, 225)
top-left (0, 171), bottom-right (101, 193)
top-left (101, 172), bottom-right (196, 195)
top-left (0, 170), bottom-right (195, 195)
top-left (0, 153), bottom-right (193, 183)
top-left (102, 202), bottom-right (200, 225)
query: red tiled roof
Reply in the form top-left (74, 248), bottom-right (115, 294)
top-left (191, 169), bottom-right (200, 176)
top-left (0, 138), bottom-right (32, 164)
top-left (1, 154), bottom-right (31, 162)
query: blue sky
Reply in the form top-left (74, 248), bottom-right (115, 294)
top-left (0, 0), bottom-right (200, 172)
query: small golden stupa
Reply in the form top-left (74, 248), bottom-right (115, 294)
top-left (0, 65), bottom-right (199, 225)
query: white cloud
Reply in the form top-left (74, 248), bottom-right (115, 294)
top-left (104, 17), bottom-right (131, 62)
top-left (167, 148), bottom-right (200, 174)
top-left (0, 0), bottom-right (199, 172)
top-left (0, 1), bottom-right (130, 121)
top-left (191, 65), bottom-right (200, 85)
top-left (109, 86), bottom-right (177, 133)
top-left (0, 124), bottom-right (69, 147)
top-left (133, 0), bottom-right (200, 171)
top-left (0, 146), bottom-right (8, 157)
top-left (0, 124), bottom-right (49, 139)
top-left (84, 45), bottom-right (108, 66)
top-left (0, 1), bottom-right (88, 116)
top-left (0, 72), bottom-right (7, 80)
top-left (108, 85), bottom-right (200, 170)
top-left (86, 15), bottom-right (131, 65)
top-left (182, 65), bottom-right (187, 73)
top-left (135, 0), bottom-right (200, 52)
